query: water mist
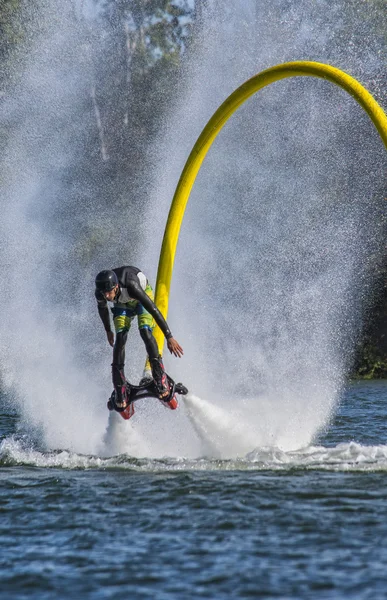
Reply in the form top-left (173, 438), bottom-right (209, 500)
top-left (141, 1), bottom-right (386, 455)
top-left (0, 2), bottom-right (110, 455)
top-left (0, 0), bottom-right (385, 460)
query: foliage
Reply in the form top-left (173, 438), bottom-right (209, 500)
top-left (353, 341), bottom-right (387, 379)
top-left (353, 276), bottom-right (387, 379)
top-left (0, 0), bottom-right (22, 51)
top-left (86, 0), bottom-right (192, 166)
top-left (0, 0), bottom-right (386, 376)
top-left (0, 0), bottom-right (23, 86)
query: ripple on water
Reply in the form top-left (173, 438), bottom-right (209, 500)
top-left (2, 433), bottom-right (387, 473)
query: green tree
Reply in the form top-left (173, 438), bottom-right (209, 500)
top-left (87, 0), bottom-right (192, 167)
top-left (0, 0), bottom-right (23, 91)
top-left (49, 0), bottom-right (195, 272)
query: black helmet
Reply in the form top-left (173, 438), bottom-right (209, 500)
top-left (95, 270), bottom-right (118, 293)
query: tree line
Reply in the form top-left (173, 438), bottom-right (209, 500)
top-left (0, 0), bottom-right (386, 377)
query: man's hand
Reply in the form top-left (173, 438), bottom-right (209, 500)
top-left (107, 331), bottom-right (114, 347)
top-left (167, 337), bottom-right (184, 358)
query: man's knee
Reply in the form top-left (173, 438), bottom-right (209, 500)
top-left (139, 327), bottom-right (152, 341)
top-left (113, 330), bottom-right (128, 365)
top-left (139, 327), bottom-right (158, 358)
top-left (114, 330), bottom-right (128, 349)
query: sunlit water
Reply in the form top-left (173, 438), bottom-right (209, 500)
top-left (1, 380), bottom-right (387, 599)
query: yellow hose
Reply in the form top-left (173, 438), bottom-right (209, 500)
top-left (153, 61), bottom-right (387, 354)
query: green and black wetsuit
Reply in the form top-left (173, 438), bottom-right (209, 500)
top-left (95, 266), bottom-right (172, 397)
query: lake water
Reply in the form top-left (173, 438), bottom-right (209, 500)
top-left (1, 380), bottom-right (387, 599)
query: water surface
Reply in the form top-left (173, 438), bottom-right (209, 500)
top-left (1, 380), bottom-right (387, 599)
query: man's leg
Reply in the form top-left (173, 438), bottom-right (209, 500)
top-left (112, 330), bottom-right (129, 408)
top-left (139, 328), bottom-right (169, 398)
top-left (137, 283), bottom-right (169, 398)
top-left (112, 313), bottom-right (132, 408)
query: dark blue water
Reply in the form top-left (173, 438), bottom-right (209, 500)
top-left (1, 380), bottom-right (387, 599)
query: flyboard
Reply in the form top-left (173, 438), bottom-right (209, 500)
top-left (107, 375), bottom-right (188, 420)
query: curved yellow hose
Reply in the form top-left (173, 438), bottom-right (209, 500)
top-left (154, 60), bottom-right (387, 353)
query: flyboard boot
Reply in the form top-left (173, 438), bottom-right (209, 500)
top-left (107, 364), bottom-right (135, 420)
top-left (138, 356), bottom-right (153, 386)
top-left (150, 356), bottom-right (178, 410)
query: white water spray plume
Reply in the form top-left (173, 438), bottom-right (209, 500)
top-left (0, 1), bottom-right (386, 459)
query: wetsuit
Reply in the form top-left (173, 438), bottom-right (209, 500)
top-left (95, 266), bottom-right (172, 400)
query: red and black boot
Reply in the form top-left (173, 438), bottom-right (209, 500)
top-left (150, 356), bottom-right (178, 409)
top-left (150, 356), bottom-right (169, 398)
top-left (110, 364), bottom-right (135, 419)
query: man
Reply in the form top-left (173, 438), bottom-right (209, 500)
top-left (95, 266), bottom-right (183, 409)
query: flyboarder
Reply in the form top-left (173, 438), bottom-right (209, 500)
top-left (95, 266), bottom-right (183, 409)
